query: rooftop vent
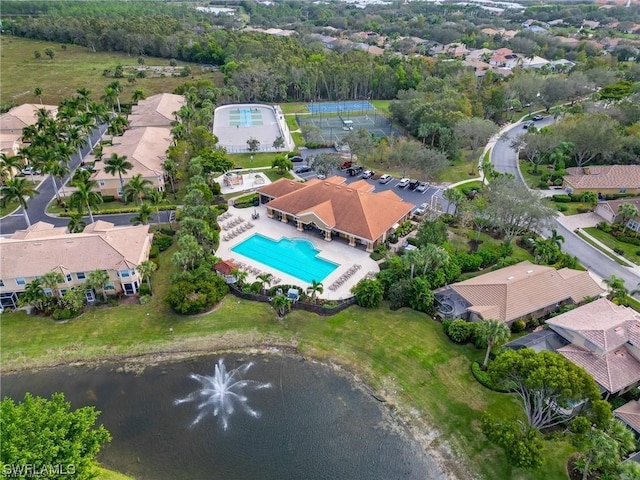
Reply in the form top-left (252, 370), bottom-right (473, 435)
top-left (526, 270), bottom-right (533, 274)
top-left (614, 349), bottom-right (626, 357)
top-left (507, 276), bottom-right (515, 280)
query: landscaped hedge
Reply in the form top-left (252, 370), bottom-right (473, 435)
top-left (166, 275), bottom-right (228, 315)
top-left (552, 194), bottom-right (572, 203)
top-left (152, 233), bottom-right (174, 251)
top-left (233, 193), bottom-right (259, 209)
top-left (471, 362), bottom-right (494, 390)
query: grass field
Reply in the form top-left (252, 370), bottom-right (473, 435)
top-left (575, 230), bottom-right (631, 266)
top-left (438, 156), bottom-right (479, 184)
top-left (584, 226), bottom-right (640, 265)
top-left (1, 244), bottom-right (570, 480)
top-left (0, 36), bottom-right (213, 106)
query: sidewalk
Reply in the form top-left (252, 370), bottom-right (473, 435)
top-left (556, 213), bottom-right (640, 276)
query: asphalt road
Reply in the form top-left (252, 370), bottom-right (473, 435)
top-left (0, 124), bottom-right (145, 236)
top-left (491, 117), bottom-right (640, 291)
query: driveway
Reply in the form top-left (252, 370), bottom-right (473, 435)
top-left (490, 117), bottom-right (640, 293)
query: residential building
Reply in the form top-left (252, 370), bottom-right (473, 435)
top-left (434, 261), bottom-right (604, 324)
top-left (563, 165), bottom-right (640, 196)
top-left (595, 196), bottom-right (640, 233)
top-left (92, 126), bottom-right (172, 198)
top-left (0, 221), bottom-right (153, 308)
top-left (257, 176), bottom-right (413, 252)
top-left (0, 103), bottom-right (58, 134)
top-left (214, 260), bottom-right (239, 284)
top-left (547, 298), bottom-right (640, 396)
top-left (128, 93), bottom-right (186, 129)
top-left (614, 400), bottom-right (640, 436)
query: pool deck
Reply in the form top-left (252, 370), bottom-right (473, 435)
top-left (216, 204), bottom-right (380, 300)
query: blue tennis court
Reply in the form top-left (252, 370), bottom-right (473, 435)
top-left (307, 101), bottom-right (375, 114)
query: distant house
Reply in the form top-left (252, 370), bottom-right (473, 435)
top-left (128, 93), bottom-right (186, 129)
top-left (520, 55), bottom-right (550, 70)
top-left (214, 260), bottom-right (239, 284)
top-left (430, 43), bottom-right (470, 57)
top-left (595, 197), bottom-right (640, 233)
top-left (563, 165), bottom-right (640, 196)
top-left (582, 20), bottom-right (601, 29)
top-left (549, 59), bottom-right (576, 72)
top-left (489, 48), bottom-right (520, 68)
top-left (463, 59), bottom-right (491, 77)
top-left (257, 176), bottom-right (413, 252)
top-left (547, 298), bottom-right (640, 396)
top-left (434, 261), bottom-right (604, 324)
top-left (92, 127), bottom-right (172, 198)
top-left (614, 400), bottom-right (640, 436)
top-left (0, 103), bottom-right (58, 134)
top-left (0, 220), bottom-right (153, 307)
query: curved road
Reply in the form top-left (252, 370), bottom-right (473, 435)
top-left (491, 119), bottom-right (640, 291)
top-left (0, 124), bottom-right (169, 236)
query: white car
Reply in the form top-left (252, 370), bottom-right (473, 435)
top-left (397, 178), bottom-right (410, 188)
top-left (416, 182), bottom-right (429, 192)
top-left (21, 166), bottom-right (41, 176)
top-left (413, 203), bottom-right (428, 216)
top-left (362, 170), bottom-right (374, 179)
top-left (378, 174), bottom-right (393, 184)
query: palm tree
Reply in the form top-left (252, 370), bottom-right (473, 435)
top-left (67, 212), bottom-right (86, 233)
top-left (87, 269), bottom-right (111, 302)
top-left (19, 279), bottom-right (48, 311)
top-left (76, 87), bottom-right (92, 111)
top-left (104, 153), bottom-right (133, 197)
top-left (101, 87), bottom-right (118, 113)
top-left (132, 89), bottom-right (146, 103)
top-left (123, 174), bottom-right (152, 205)
top-left (162, 159), bottom-right (177, 194)
top-left (41, 271), bottom-right (64, 299)
top-left (443, 188), bottom-right (465, 216)
top-left (137, 260), bottom-right (157, 293)
top-left (618, 203), bottom-right (640, 234)
top-left (477, 319), bottom-right (511, 369)
top-left (107, 115), bottom-right (128, 137)
top-left (66, 126), bottom-right (88, 160)
top-left (547, 229), bottom-right (565, 249)
top-left (147, 189), bottom-right (163, 223)
top-left (42, 158), bottom-right (69, 202)
top-left (130, 202), bottom-right (153, 225)
top-left (421, 244), bottom-right (450, 275)
top-left (107, 81), bottom-right (123, 113)
top-left (257, 273), bottom-right (274, 294)
top-left (604, 275), bottom-right (628, 304)
top-left (232, 269), bottom-right (248, 287)
top-left (69, 179), bottom-right (103, 223)
top-left (272, 294), bottom-right (291, 317)
top-left (74, 111), bottom-right (96, 153)
top-left (0, 153), bottom-right (23, 185)
top-left (306, 280), bottom-right (324, 303)
top-left (33, 87), bottom-right (43, 105)
top-left (1, 177), bottom-right (39, 227)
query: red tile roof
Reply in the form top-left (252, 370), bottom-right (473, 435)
top-left (564, 165), bottom-right (640, 190)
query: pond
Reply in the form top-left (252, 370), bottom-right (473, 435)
top-left (2, 354), bottom-right (444, 480)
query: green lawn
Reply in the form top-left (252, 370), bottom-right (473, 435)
top-left (584, 227), bottom-right (640, 265)
top-left (0, 35), bottom-right (211, 106)
top-left (370, 99), bottom-right (390, 114)
top-left (1, 246), bottom-right (569, 480)
top-left (95, 467), bottom-right (135, 480)
top-left (280, 103), bottom-right (309, 114)
top-left (0, 198), bottom-right (20, 217)
top-left (545, 199), bottom-right (586, 216)
top-left (519, 161), bottom-right (547, 190)
top-left (437, 157), bottom-right (479, 184)
top-left (454, 180), bottom-right (484, 195)
top-left (447, 226), bottom-right (534, 264)
top-left (575, 230), bottom-right (631, 266)
top-left (229, 152), bottom-right (288, 168)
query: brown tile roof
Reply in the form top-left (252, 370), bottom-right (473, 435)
top-left (215, 260), bottom-right (238, 275)
top-left (614, 401), bottom-right (640, 433)
top-left (0, 104), bottom-right (58, 133)
top-left (598, 196), bottom-right (640, 219)
top-left (449, 261), bottom-right (604, 323)
top-left (128, 93), bottom-right (186, 128)
top-left (564, 165), bottom-right (640, 191)
top-left (93, 127), bottom-right (171, 181)
top-left (259, 176), bottom-right (413, 242)
top-left (0, 222), bottom-right (152, 278)
top-left (557, 345), bottom-right (640, 394)
top-left (547, 298), bottom-right (640, 351)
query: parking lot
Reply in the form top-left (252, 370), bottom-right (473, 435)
top-left (294, 151), bottom-right (445, 211)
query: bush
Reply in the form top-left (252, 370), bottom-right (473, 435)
top-left (615, 235), bottom-right (640, 246)
top-left (552, 194), bottom-right (572, 203)
top-left (369, 251), bottom-right (385, 261)
top-left (456, 253), bottom-right (483, 272)
top-left (537, 180), bottom-right (549, 190)
top-left (388, 233), bottom-right (398, 244)
top-left (156, 227), bottom-right (176, 237)
top-left (556, 204), bottom-right (568, 212)
top-left (511, 319), bottom-right (526, 333)
top-left (446, 319), bottom-right (474, 343)
top-left (216, 204), bottom-right (229, 214)
top-left (101, 195), bottom-right (115, 202)
top-left (388, 279), bottom-right (411, 310)
top-left (149, 245), bottom-right (159, 259)
top-left (406, 237), bottom-right (420, 247)
top-left (482, 416), bottom-right (543, 468)
top-left (139, 294), bottom-right (151, 305)
top-left (52, 308), bottom-right (73, 321)
top-left (166, 276), bottom-right (228, 314)
top-left (471, 362), bottom-right (494, 389)
top-left (153, 233), bottom-right (173, 252)
top-left (351, 279), bottom-right (383, 308)
top-left (138, 283), bottom-right (151, 296)
top-left (613, 247), bottom-right (624, 255)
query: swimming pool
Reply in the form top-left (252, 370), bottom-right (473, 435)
top-left (231, 234), bottom-right (338, 283)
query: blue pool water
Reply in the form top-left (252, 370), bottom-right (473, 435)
top-left (232, 234), bottom-right (338, 283)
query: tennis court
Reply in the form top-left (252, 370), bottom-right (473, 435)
top-left (228, 107), bottom-right (265, 127)
top-left (296, 111), bottom-right (402, 145)
top-left (307, 100), bottom-right (375, 114)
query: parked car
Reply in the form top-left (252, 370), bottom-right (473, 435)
top-left (290, 156), bottom-right (305, 163)
top-left (522, 121), bottom-right (534, 129)
top-left (347, 166), bottom-right (363, 176)
top-left (294, 166), bottom-right (312, 174)
top-left (362, 170), bottom-right (375, 179)
top-left (532, 115), bottom-right (544, 121)
top-left (378, 174), bottom-right (393, 184)
top-left (20, 166), bottom-right (41, 176)
top-left (340, 161), bottom-right (354, 170)
top-left (415, 182), bottom-right (429, 192)
top-left (408, 179), bottom-right (420, 190)
top-left (413, 203), bottom-right (428, 216)
top-left (397, 178), bottom-right (410, 188)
